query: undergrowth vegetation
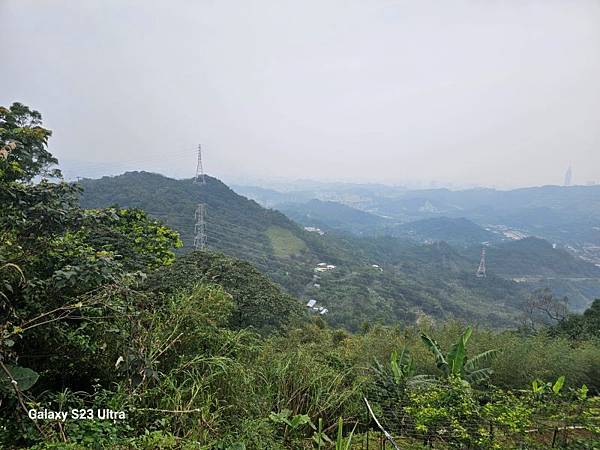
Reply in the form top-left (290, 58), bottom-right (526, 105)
top-left (1, 103), bottom-right (600, 448)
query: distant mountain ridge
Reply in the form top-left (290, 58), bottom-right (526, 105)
top-left (393, 217), bottom-right (498, 247)
top-left (459, 237), bottom-right (600, 312)
top-left (277, 199), bottom-right (388, 234)
top-left (465, 237), bottom-right (600, 279)
top-left (236, 182), bottom-right (600, 247)
top-left (78, 171), bottom-right (599, 329)
top-left (274, 199), bottom-right (499, 246)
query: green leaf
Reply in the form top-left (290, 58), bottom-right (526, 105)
top-left (464, 349), bottom-right (499, 372)
top-left (0, 365), bottom-right (39, 391)
top-left (289, 414), bottom-right (311, 429)
top-left (448, 326), bottom-right (473, 377)
top-left (552, 375), bottom-right (565, 394)
top-left (461, 326), bottom-right (473, 347)
top-left (335, 417), bottom-right (344, 450)
top-left (465, 367), bottom-right (494, 384)
top-left (421, 333), bottom-right (448, 374)
top-left (226, 444), bottom-right (246, 450)
top-left (390, 351), bottom-right (402, 383)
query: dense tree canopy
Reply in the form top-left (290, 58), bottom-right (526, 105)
top-left (145, 251), bottom-right (305, 333)
top-left (0, 102), bottom-right (59, 182)
top-left (0, 103), bottom-right (182, 414)
top-left (1, 103), bottom-right (599, 449)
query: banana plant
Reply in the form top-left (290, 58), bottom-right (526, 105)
top-left (531, 375), bottom-right (566, 396)
top-left (420, 326), bottom-right (499, 384)
top-left (373, 345), bottom-right (437, 389)
top-left (390, 346), bottom-right (415, 384)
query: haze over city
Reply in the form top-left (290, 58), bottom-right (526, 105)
top-left (1, 0), bottom-right (599, 188)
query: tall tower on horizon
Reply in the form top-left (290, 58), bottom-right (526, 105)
top-left (564, 165), bottom-right (572, 186)
top-left (195, 144), bottom-right (206, 184)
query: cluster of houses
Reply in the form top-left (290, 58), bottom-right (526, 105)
top-left (314, 262), bottom-right (336, 272)
top-left (304, 226), bottom-right (325, 235)
top-left (306, 299), bottom-right (328, 315)
top-left (302, 262), bottom-right (382, 316)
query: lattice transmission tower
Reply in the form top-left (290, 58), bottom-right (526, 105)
top-left (195, 143), bottom-right (206, 184)
top-left (193, 144), bottom-right (208, 251)
top-left (193, 203), bottom-right (207, 251)
top-left (476, 247), bottom-right (486, 278)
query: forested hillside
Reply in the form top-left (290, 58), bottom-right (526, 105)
top-left (277, 199), bottom-right (388, 234)
top-left (276, 200), bottom-right (499, 247)
top-left (80, 172), bottom-right (323, 294)
top-left (390, 217), bottom-right (498, 247)
top-left (464, 237), bottom-right (600, 279)
top-left (79, 172), bottom-right (534, 330)
top-left (242, 188), bottom-right (600, 315)
top-left (460, 237), bottom-right (600, 311)
top-left (3, 102), bottom-right (600, 449)
top-left (145, 251), bottom-right (305, 333)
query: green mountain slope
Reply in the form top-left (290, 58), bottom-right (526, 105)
top-left (144, 251), bottom-right (306, 333)
top-left (79, 172), bottom-right (532, 330)
top-left (278, 199), bottom-right (388, 234)
top-left (464, 237), bottom-right (600, 279)
top-left (392, 217), bottom-right (498, 247)
top-left (276, 200), bottom-right (498, 248)
top-left (303, 237), bottom-right (526, 330)
top-left (79, 172), bottom-right (325, 293)
top-left (460, 237), bottom-right (600, 312)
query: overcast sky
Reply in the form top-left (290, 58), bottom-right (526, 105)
top-left (1, 1), bottom-right (599, 188)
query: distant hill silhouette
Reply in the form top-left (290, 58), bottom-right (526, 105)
top-left (80, 172), bottom-right (599, 330)
top-left (277, 199), bottom-right (387, 234)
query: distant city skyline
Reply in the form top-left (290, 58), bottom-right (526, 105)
top-left (1, 1), bottom-right (599, 188)
top-left (57, 158), bottom-right (595, 191)
top-left (223, 170), bottom-right (598, 192)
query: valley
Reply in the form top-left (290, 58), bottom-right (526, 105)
top-left (79, 172), bottom-right (600, 330)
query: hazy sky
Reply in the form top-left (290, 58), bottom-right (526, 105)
top-left (1, 1), bottom-right (599, 188)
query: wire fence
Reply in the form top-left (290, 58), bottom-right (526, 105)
top-left (357, 389), bottom-right (600, 449)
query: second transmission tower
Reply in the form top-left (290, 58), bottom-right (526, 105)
top-left (476, 247), bottom-right (486, 278)
top-left (193, 143), bottom-right (208, 251)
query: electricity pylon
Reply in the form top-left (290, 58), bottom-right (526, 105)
top-left (193, 203), bottom-right (207, 251)
top-left (193, 143), bottom-right (207, 250)
top-left (476, 247), bottom-right (486, 278)
top-left (195, 144), bottom-right (206, 184)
